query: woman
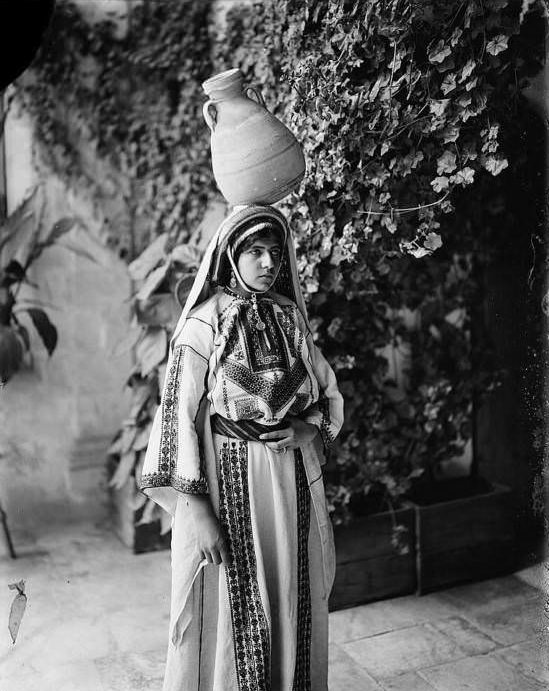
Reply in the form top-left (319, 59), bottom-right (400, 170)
top-left (141, 204), bottom-right (344, 691)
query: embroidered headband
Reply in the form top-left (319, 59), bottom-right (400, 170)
top-left (230, 220), bottom-right (285, 254)
top-left (170, 204), bottom-right (311, 347)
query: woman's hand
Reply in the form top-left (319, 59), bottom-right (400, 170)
top-left (186, 495), bottom-right (230, 565)
top-left (259, 418), bottom-right (318, 454)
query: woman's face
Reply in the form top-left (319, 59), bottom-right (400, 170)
top-left (236, 234), bottom-right (282, 292)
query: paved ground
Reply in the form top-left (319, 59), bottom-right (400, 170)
top-left (0, 519), bottom-right (547, 691)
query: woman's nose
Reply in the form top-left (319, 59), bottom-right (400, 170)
top-left (261, 251), bottom-right (274, 269)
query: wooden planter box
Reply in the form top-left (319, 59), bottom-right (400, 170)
top-left (409, 481), bottom-right (516, 595)
top-left (109, 470), bottom-right (516, 607)
top-left (329, 506), bottom-right (417, 611)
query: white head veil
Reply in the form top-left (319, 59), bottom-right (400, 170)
top-left (170, 204), bottom-right (309, 347)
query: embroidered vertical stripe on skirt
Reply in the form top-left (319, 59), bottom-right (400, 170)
top-left (163, 436), bottom-right (329, 691)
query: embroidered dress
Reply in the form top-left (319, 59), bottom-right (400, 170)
top-left (141, 206), bottom-right (343, 691)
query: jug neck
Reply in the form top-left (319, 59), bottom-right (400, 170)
top-left (202, 68), bottom-right (244, 102)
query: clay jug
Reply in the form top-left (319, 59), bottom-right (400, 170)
top-left (202, 68), bottom-right (305, 206)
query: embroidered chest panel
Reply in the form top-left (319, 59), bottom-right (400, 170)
top-left (225, 301), bottom-right (289, 373)
top-left (218, 299), bottom-right (309, 415)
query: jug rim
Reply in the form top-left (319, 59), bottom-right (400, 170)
top-left (202, 68), bottom-right (243, 96)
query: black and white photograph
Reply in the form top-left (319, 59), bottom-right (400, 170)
top-left (0, 1), bottom-right (547, 690)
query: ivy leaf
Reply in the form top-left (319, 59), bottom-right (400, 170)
top-left (24, 308), bottom-right (58, 356)
top-left (408, 246), bottom-right (429, 258)
top-left (441, 73), bottom-right (456, 94)
top-left (428, 40), bottom-right (452, 64)
top-left (445, 307), bottom-right (467, 328)
top-left (460, 59), bottom-right (476, 81)
top-left (452, 167), bottom-right (475, 185)
top-left (437, 151), bottom-right (457, 175)
top-left (430, 99), bottom-right (450, 117)
top-left (482, 155), bottom-right (509, 176)
top-left (442, 126), bottom-right (460, 143)
top-left (424, 232), bottom-right (443, 252)
top-left (450, 28), bottom-right (463, 47)
top-left (431, 176), bottom-right (449, 193)
top-left (486, 35), bottom-right (509, 56)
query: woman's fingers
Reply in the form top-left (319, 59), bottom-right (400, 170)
top-left (259, 427), bottom-right (292, 441)
top-left (200, 542), bottom-right (230, 566)
top-left (265, 435), bottom-right (293, 452)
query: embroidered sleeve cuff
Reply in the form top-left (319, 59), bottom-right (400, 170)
top-left (140, 472), bottom-right (209, 495)
top-left (302, 409), bottom-right (335, 450)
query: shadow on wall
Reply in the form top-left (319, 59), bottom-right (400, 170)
top-left (0, 190), bottom-right (136, 538)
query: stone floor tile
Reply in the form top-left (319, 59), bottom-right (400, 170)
top-left (427, 616), bottom-right (497, 655)
top-left (329, 592), bottom-right (461, 644)
top-left (380, 671), bottom-right (438, 691)
top-left (328, 643), bottom-right (383, 690)
top-left (3, 521), bottom-right (545, 691)
top-left (516, 563), bottom-right (549, 596)
top-left (1, 618), bottom-right (116, 676)
top-left (341, 622), bottom-right (466, 679)
top-left (439, 574), bottom-right (540, 614)
top-left (420, 652), bottom-right (546, 691)
top-left (494, 634), bottom-right (549, 685)
top-left (463, 597), bottom-right (545, 647)
top-left (42, 561), bottom-right (170, 619)
top-left (105, 605), bottom-right (170, 654)
top-left (1, 659), bottom-right (106, 691)
top-left (95, 650), bottom-right (165, 691)
top-left (0, 556), bottom-right (57, 614)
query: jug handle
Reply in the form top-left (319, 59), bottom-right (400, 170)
top-left (203, 100), bottom-right (217, 131)
top-left (245, 86), bottom-right (266, 108)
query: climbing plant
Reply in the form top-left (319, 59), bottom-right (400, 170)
top-left (16, 0), bottom-right (216, 259)
top-left (14, 0), bottom-right (546, 528)
top-left (214, 0), bottom-right (546, 521)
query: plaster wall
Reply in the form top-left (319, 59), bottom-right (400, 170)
top-left (0, 72), bottom-right (136, 539)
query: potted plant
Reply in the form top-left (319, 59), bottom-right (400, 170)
top-left (0, 189), bottom-right (77, 383)
top-left (107, 232), bottom-right (203, 553)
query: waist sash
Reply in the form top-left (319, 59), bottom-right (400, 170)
top-left (211, 414), bottom-right (288, 442)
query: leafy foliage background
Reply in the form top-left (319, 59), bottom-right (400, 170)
top-left (213, 0), bottom-right (546, 521)
top-left (13, 0), bottom-right (547, 526)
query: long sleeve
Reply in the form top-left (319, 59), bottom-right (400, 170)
top-left (299, 314), bottom-right (344, 451)
top-left (140, 314), bottom-right (214, 513)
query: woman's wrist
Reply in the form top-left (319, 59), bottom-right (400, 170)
top-left (296, 418), bottom-right (318, 441)
top-left (186, 494), bottom-right (215, 517)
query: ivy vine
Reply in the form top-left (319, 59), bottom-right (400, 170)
top-left (13, 0), bottom-right (547, 528)
top-left (213, 0), bottom-right (546, 520)
top-left (16, 0), bottom-right (216, 259)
